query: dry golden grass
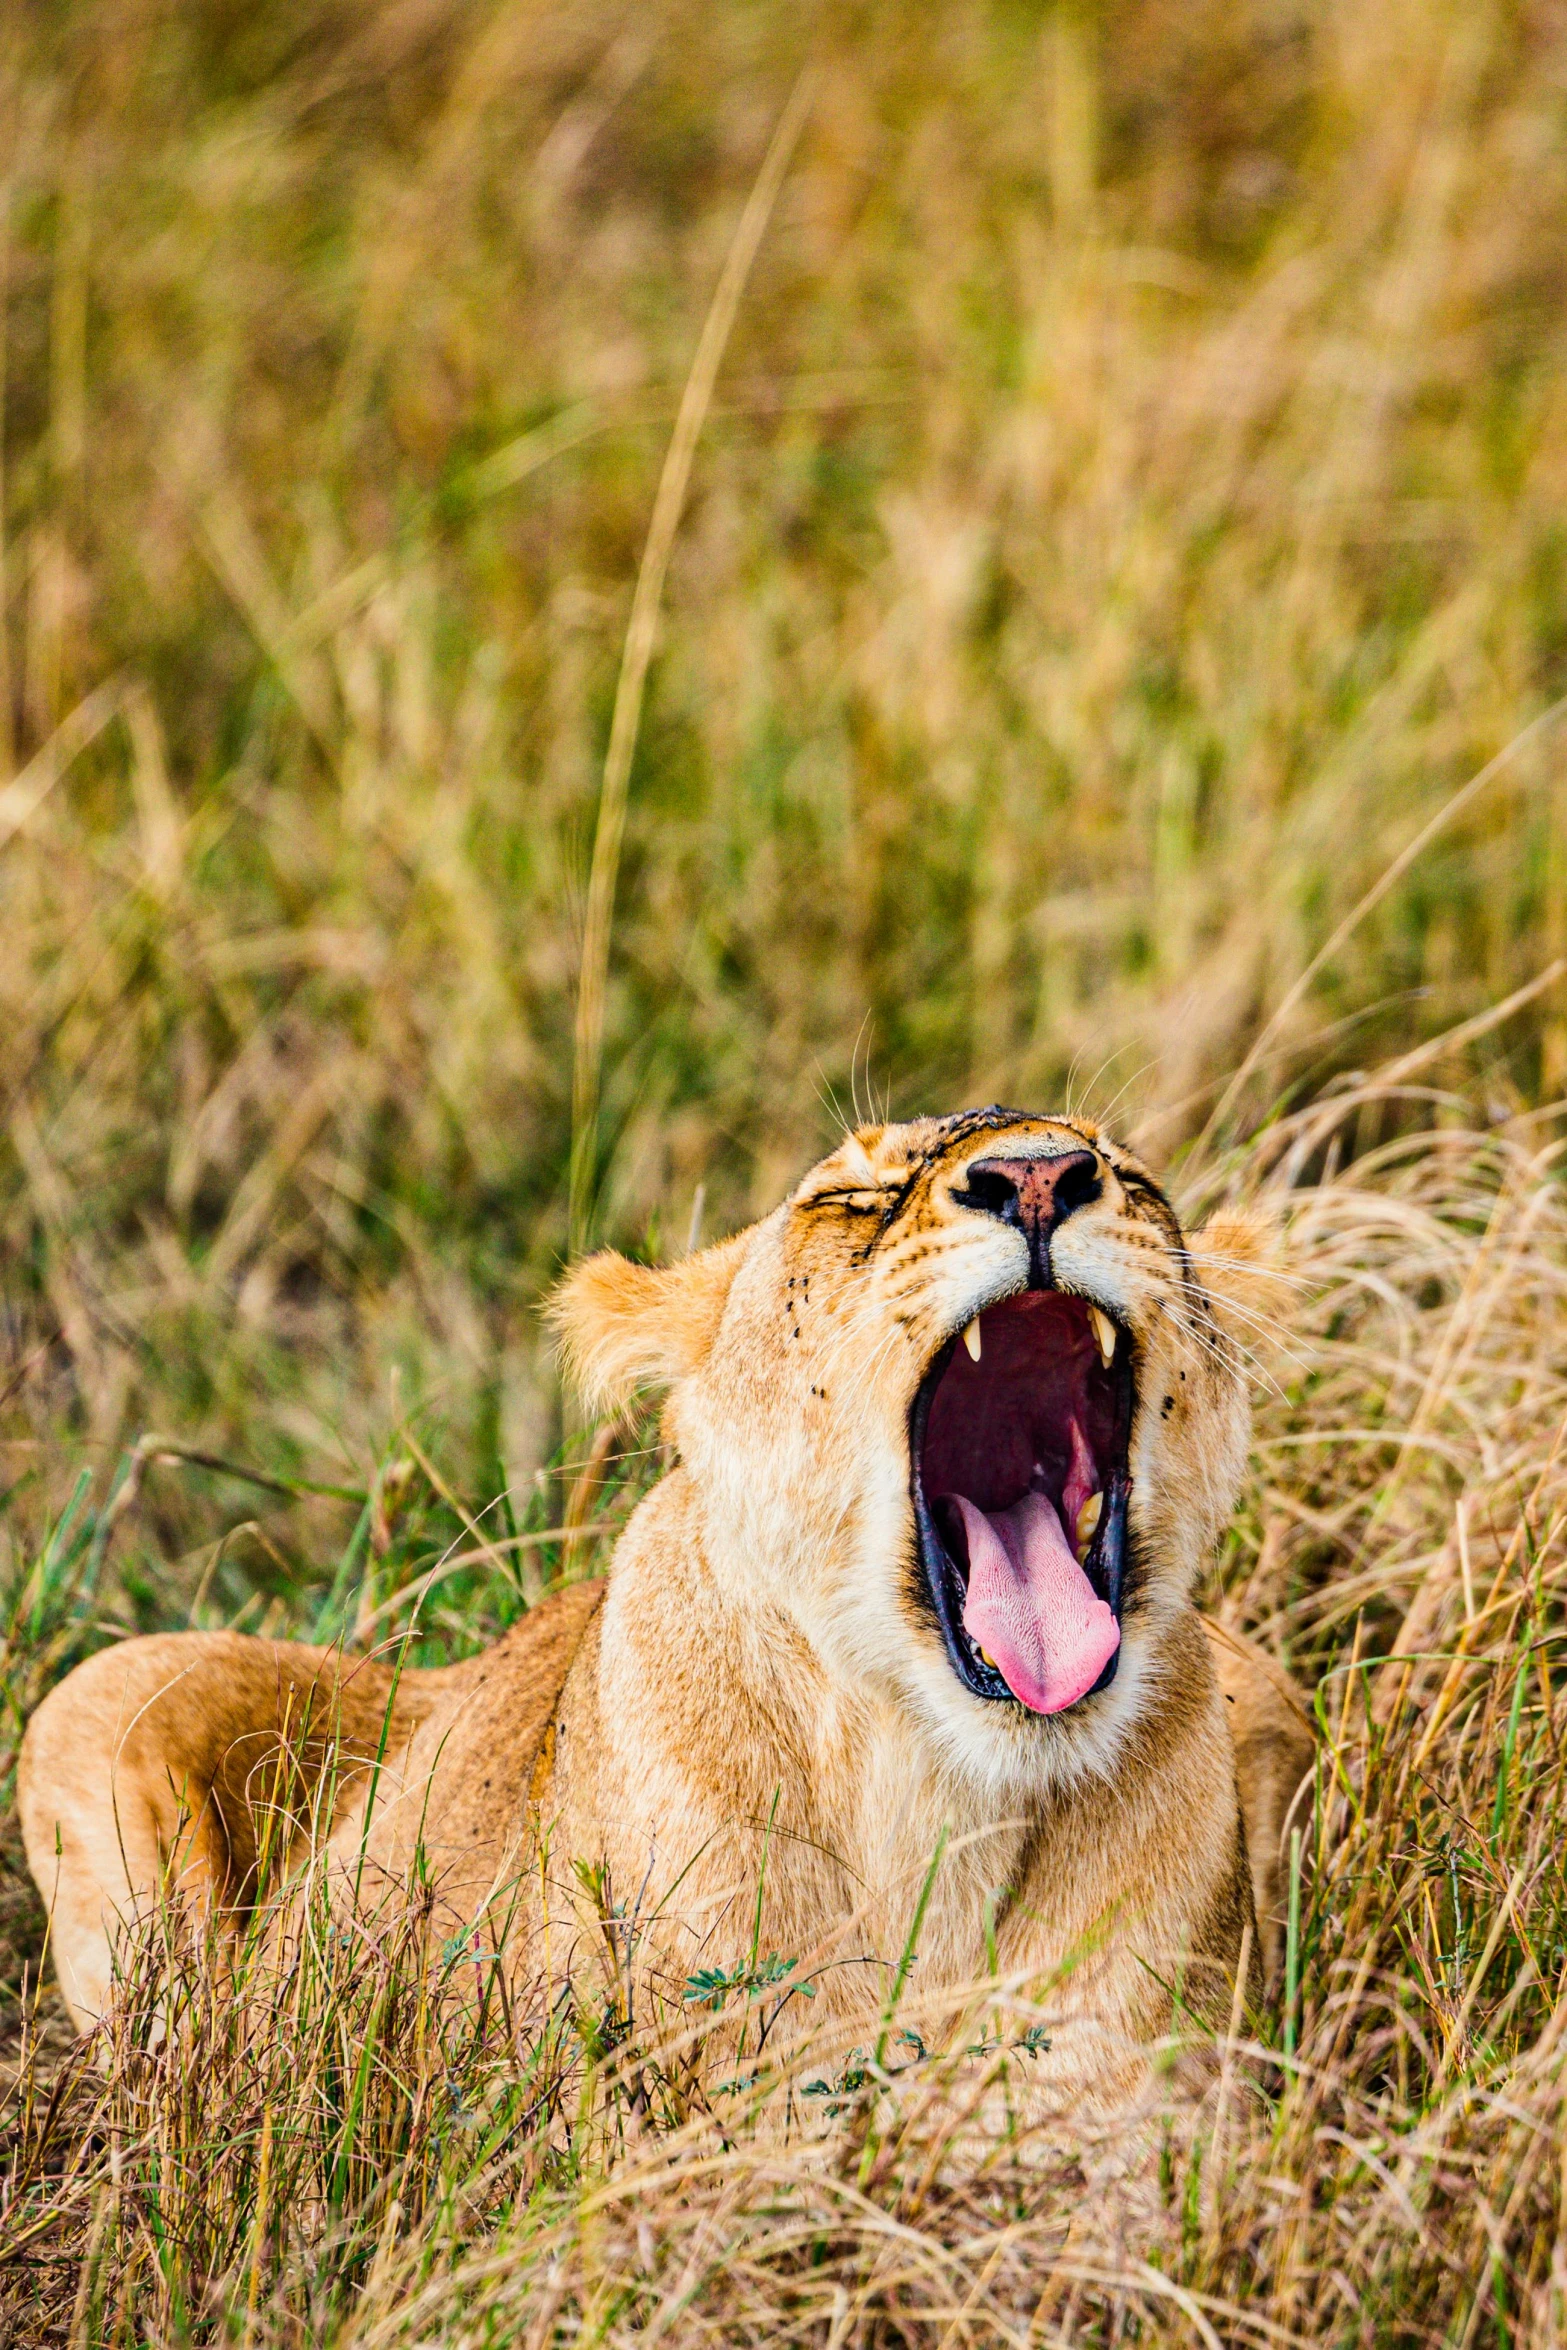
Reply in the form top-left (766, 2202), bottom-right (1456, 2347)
top-left (2, 0), bottom-right (1567, 2339)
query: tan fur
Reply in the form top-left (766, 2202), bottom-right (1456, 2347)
top-left (548, 1232), bottom-right (750, 1414)
top-left (20, 1111), bottom-right (1313, 2105)
top-left (1200, 1618), bottom-right (1316, 1977)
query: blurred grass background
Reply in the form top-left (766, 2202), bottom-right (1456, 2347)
top-left (0, 0), bottom-right (1565, 1606)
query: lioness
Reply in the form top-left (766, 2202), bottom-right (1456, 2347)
top-left (21, 1110), bottom-right (1313, 2100)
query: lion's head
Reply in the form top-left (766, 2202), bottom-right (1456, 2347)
top-left (555, 1110), bottom-right (1269, 1798)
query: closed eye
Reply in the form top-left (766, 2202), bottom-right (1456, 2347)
top-left (801, 1187), bottom-right (889, 1214)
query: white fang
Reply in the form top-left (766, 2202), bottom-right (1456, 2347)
top-left (1090, 1304), bottom-right (1116, 1366)
top-left (962, 1317), bottom-right (982, 1362)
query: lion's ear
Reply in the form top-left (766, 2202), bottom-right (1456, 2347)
top-left (547, 1230), bottom-right (750, 1411)
top-left (1188, 1202), bottom-right (1291, 1349)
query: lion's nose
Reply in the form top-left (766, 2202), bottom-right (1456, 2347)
top-left (959, 1150), bottom-right (1101, 1270)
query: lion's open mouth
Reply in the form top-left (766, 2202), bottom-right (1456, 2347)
top-left (910, 1293), bottom-right (1134, 1714)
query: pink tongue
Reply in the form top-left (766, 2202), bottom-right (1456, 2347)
top-left (948, 1491), bottom-right (1119, 1715)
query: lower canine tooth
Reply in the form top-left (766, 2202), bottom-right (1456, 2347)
top-left (962, 1316), bottom-right (982, 1362)
top-left (1089, 1305), bottom-right (1116, 1367)
top-left (978, 1646), bottom-right (996, 1669)
top-left (1075, 1491), bottom-right (1103, 1561)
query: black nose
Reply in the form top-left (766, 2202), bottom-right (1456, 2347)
top-left (956, 1150), bottom-right (1101, 1280)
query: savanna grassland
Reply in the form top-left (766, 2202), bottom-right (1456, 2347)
top-left (5, 0), bottom-right (1567, 2340)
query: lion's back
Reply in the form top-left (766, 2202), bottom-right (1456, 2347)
top-left (337, 1580), bottom-right (607, 1920)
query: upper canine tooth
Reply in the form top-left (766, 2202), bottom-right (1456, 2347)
top-left (1089, 1305), bottom-right (1116, 1367)
top-left (962, 1316), bottom-right (982, 1362)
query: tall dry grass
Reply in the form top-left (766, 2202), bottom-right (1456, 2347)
top-left (1, 0), bottom-right (1567, 2337)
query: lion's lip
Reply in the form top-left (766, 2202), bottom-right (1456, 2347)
top-left (909, 1292), bottom-right (1134, 1711)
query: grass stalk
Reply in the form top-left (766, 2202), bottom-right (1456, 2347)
top-left (567, 66), bottom-right (815, 1259)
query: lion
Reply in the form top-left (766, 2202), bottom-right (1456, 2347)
top-left (19, 1110), bottom-right (1314, 2103)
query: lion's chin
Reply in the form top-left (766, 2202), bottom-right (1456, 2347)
top-left (909, 1290), bottom-right (1134, 1714)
